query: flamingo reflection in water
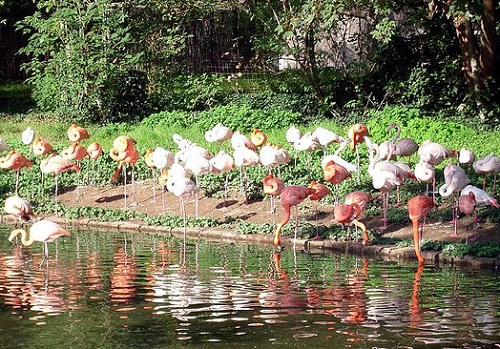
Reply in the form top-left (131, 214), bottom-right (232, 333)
top-left (0, 247), bottom-right (69, 315)
top-left (409, 264), bottom-right (424, 329)
top-left (258, 252), bottom-right (308, 314)
top-left (110, 242), bottom-right (138, 306)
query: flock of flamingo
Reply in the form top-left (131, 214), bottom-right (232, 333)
top-left (1, 121), bottom-right (500, 266)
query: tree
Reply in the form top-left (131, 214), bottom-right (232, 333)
top-left (245, 0), bottom-right (400, 103)
top-left (17, 0), bottom-right (151, 122)
top-left (428, 0), bottom-right (500, 120)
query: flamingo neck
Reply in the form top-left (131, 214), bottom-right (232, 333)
top-left (11, 229), bottom-right (34, 247)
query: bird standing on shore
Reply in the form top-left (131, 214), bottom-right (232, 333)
top-left (0, 149), bottom-right (34, 195)
top-left (4, 195), bottom-right (33, 224)
top-left (273, 185), bottom-right (314, 248)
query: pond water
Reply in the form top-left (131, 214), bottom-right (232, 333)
top-left (0, 226), bottom-right (499, 349)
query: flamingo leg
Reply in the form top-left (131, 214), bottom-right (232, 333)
top-left (14, 170), bottom-right (20, 196)
top-left (223, 172), bottom-right (230, 208)
top-left (130, 165), bottom-right (136, 205)
top-left (123, 165), bottom-right (128, 208)
top-left (75, 160), bottom-right (81, 202)
top-left (380, 191), bottom-right (388, 230)
top-left (151, 168), bottom-right (157, 203)
top-left (38, 242), bottom-right (49, 268)
top-left (293, 205), bottom-right (299, 245)
top-left (55, 174), bottom-right (59, 216)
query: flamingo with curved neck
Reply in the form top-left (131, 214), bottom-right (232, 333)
top-left (8, 220), bottom-right (71, 267)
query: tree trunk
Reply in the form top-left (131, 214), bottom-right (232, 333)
top-left (479, 0), bottom-right (499, 81)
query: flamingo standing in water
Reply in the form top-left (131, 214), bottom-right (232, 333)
top-left (0, 149), bottom-right (34, 195)
top-left (4, 195), bottom-right (33, 225)
top-left (263, 174), bottom-right (284, 225)
top-left (165, 164), bottom-right (200, 240)
top-left (408, 195), bottom-right (435, 265)
top-left (8, 219), bottom-right (71, 268)
top-left (343, 191), bottom-right (372, 243)
top-left (273, 185), bottom-right (314, 249)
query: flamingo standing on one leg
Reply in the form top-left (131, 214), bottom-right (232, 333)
top-left (210, 150), bottom-right (235, 208)
top-left (165, 165), bottom-right (200, 241)
top-left (472, 153), bottom-right (500, 194)
top-left (0, 149), bottom-right (34, 195)
top-left (408, 195), bottom-right (435, 265)
top-left (263, 174), bottom-right (285, 225)
top-left (86, 141), bottom-right (103, 185)
top-left (308, 180), bottom-right (331, 239)
top-left (110, 135), bottom-right (139, 208)
top-left (61, 142), bottom-right (88, 201)
top-left (273, 185), bottom-right (314, 249)
top-left (438, 163), bottom-right (470, 237)
top-left (21, 127), bottom-right (35, 153)
top-left (8, 219), bottom-right (71, 268)
top-left (40, 153), bottom-right (81, 215)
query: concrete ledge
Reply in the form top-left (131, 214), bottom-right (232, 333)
top-left (2, 215), bottom-right (499, 269)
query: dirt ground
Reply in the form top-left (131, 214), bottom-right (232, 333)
top-left (56, 178), bottom-right (500, 244)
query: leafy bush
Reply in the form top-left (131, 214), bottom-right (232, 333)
top-left (197, 103), bottom-right (303, 133)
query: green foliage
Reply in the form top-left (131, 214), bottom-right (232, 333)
top-left (197, 104), bottom-right (303, 133)
top-left (17, 0), bottom-right (150, 123)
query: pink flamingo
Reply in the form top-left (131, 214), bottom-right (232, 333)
top-left (459, 184), bottom-right (499, 241)
top-left (8, 219), bottom-right (71, 267)
top-left (438, 163), bottom-right (470, 237)
top-left (263, 174), bottom-right (285, 225)
top-left (408, 195), bottom-right (435, 265)
top-left (4, 195), bottom-right (33, 224)
top-left (273, 185), bottom-right (314, 248)
top-left (0, 149), bottom-right (34, 195)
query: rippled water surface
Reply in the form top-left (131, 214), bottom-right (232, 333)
top-left (0, 226), bottom-right (499, 349)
